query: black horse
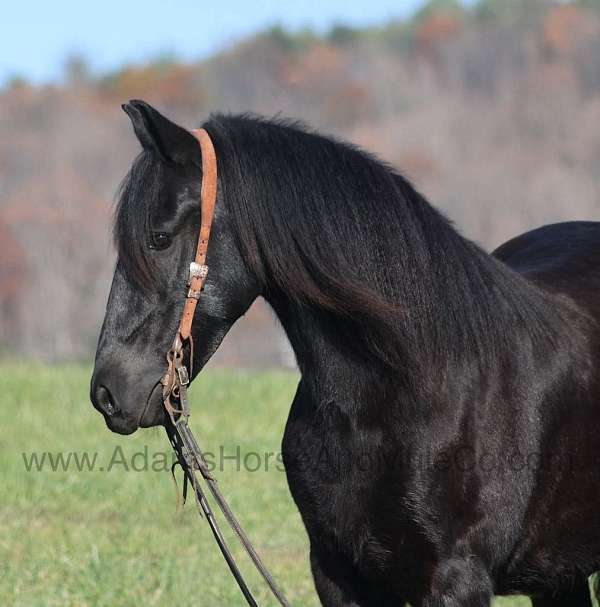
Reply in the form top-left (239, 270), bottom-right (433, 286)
top-left (91, 100), bottom-right (600, 606)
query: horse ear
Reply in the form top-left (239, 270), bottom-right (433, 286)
top-left (121, 100), bottom-right (200, 166)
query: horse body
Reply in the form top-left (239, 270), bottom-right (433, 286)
top-left (91, 101), bottom-right (600, 606)
top-left (276, 221), bottom-right (600, 605)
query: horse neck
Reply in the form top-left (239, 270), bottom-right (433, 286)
top-left (263, 219), bottom-right (571, 399)
top-left (213, 119), bottom-right (572, 392)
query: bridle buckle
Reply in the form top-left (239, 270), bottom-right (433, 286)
top-left (188, 262), bottom-right (208, 286)
top-left (177, 364), bottom-right (190, 386)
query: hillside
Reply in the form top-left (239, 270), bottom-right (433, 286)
top-left (2, 0), bottom-right (600, 360)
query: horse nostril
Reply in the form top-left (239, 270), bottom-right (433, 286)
top-left (95, 385), bottom-right (117, 417)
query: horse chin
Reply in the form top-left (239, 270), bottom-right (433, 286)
top-left (139, 404), bottom-right (165, 428)
top-left (138, 382), bottom-right (166, 428)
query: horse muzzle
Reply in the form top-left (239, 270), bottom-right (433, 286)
top-left (90, 364), bottom-right (165, 434)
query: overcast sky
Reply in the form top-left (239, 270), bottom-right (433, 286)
top-left (1, 0), bottom-right (446, 85)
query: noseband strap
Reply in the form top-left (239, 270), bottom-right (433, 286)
top-left (160, 128), bottom-right (290, 607)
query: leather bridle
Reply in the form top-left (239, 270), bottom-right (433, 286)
top-left (160, 128), bottom-right (216, 424)
top-left (160, 128), bottom-right (289, 607)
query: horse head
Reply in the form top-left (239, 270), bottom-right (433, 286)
top-left (90, 101), bottom-right (259, 434)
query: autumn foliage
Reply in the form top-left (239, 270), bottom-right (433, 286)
top-left (2, 0), bottom-right (600, 360)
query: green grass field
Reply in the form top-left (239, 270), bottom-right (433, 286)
top-left (0, 364), bottom-right (540, 606)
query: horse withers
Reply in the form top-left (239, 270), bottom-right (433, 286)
top-left (91, 100), bottom-right (600, 606)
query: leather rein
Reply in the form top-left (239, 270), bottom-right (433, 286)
top-left (160, 128), bottom-right (289, 607)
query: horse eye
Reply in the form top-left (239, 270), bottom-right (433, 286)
top-left (149, 232), bottom-right (172, 250)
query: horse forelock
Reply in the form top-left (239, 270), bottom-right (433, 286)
top-left (113, 152), bottom-right (163, 289)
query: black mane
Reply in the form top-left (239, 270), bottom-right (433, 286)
top-left (115, 113), bottom-right (564, 369)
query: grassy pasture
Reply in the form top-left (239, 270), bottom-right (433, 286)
top-left (0, 363), bottom-right (546, 606)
